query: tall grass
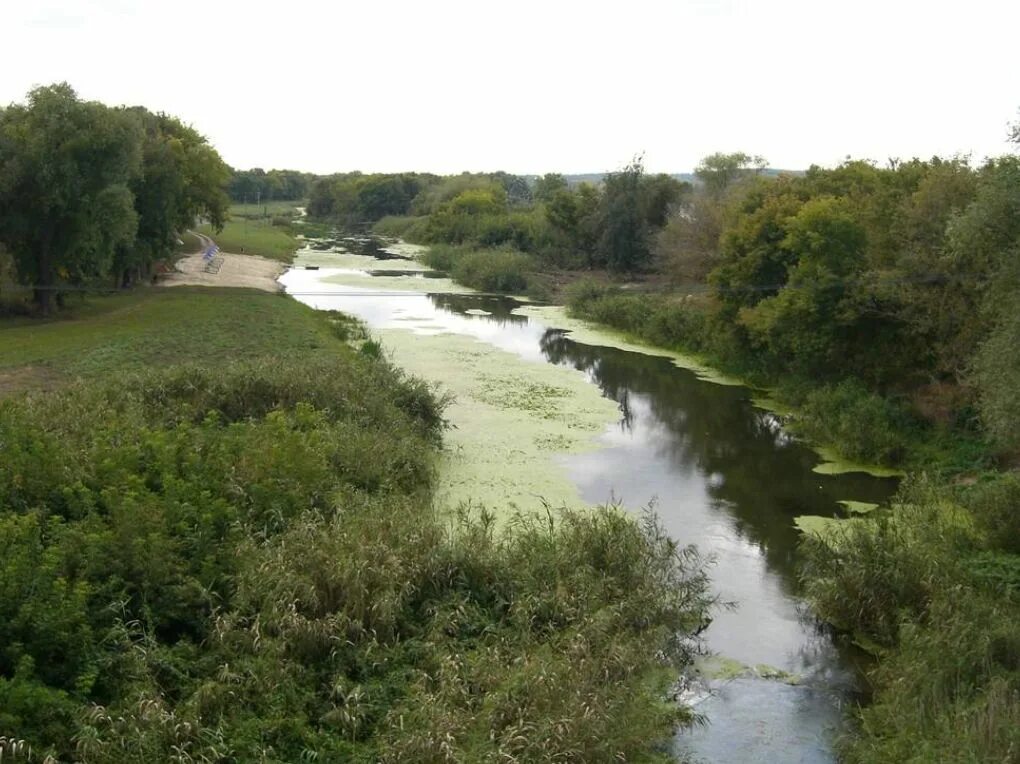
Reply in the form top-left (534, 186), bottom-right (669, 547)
top-left (0, 303), bottom-right (713, 760)
top-left (800, 475), bottom-right (1020, 762)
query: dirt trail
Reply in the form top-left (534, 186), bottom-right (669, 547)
top-left (158, 232), bottom-right (285, 292)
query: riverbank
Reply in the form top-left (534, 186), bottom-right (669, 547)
top-left (0, 283), bottom-right (714, 761)
top-left (283, 234), bottom-right (909, 762)
top-left (392, 239), bottom-right (1020, 762)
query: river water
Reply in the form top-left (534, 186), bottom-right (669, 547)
top-left (279, 236), bottom-right (898, 763)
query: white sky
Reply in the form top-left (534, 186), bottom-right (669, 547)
top-left (2, 0), bottom-right (1017, 175)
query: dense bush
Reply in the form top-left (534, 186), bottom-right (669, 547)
top-left (0, 349), bottom-right (712, 760)
top-left (371, 214), bottom-right (429, 241)
top-left (795, 380), bottom-right (914, 465)
top-left (423, 245), bottom-right (536, 295)
top-left (801, 476), bottom-right (1020, 763)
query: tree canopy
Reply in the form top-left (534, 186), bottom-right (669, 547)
top-left (0, 84), bottom-right (231, 308)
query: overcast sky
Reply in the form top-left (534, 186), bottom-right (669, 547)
top-left (2, 0), bottom-right (1017, 175)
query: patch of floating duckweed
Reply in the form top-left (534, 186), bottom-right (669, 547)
top-left (753, 664), bottom-right (802, 685)
top-left (694, 656), bottom-right (801, 685)
top-left (697, 655), bottom-right (750, 681)
top-left (839, 499), bottom-right (881, 514)
top-left (475, 374), bottom-right (570, 419)
top-left (514, 305), bottom-right (745, 386)
top-left (750, 391), bottom-right (796, 417)
top-left (293, 248), bottom-right (432, 272)
top-left (533, 434), bottom-right (575, 451)
top-left (811, 445), bottom-right (906, 478)
top-left (322, 269), bottom-right (474, 294)
top-left (380, 241), bottom-right (427, 258)
top-left (794, 514), bottom-right (844, 539)
top-left (373, 326), bottom-right (620, 518)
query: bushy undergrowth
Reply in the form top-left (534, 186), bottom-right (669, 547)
top-left (795, 380), bottom-right (914, 465)
top-left (800, 476), bottom-right (1020, 763)
top-left (565, 282), bottom-right (975, 470)
top-left (372, 214), bottom-right (429, 241)
top-left (0, 350), bottom-right (712, 761)
top-left (423, 244), bottom-right (537, 295)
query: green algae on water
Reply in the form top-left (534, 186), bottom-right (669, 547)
top-left (793, 514), bottom-right (844, 539)
top-left (695, 656), bottom-right (802, 685)
top-left (811, 445), bottom-right (906, 478)
top-left (838, 499), bottom-right (880, 514)
top-left (373, 326), bottom-right (621, 519)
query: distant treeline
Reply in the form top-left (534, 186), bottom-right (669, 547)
top-left (227, 167), bottom-right (317, 204)
top-left (0, 84), bottom-right (231, 311)
top-left (308, 161), bottom-right (696, 273)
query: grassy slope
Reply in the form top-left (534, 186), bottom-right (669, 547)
top-left (0, 288), bottom-right (331, 384)
top-left (197, 218), bottom-right (299, 261)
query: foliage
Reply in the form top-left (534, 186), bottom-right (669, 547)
top-left (800, 476), bottom-right (1020, 763)
top-left (117, 108), bottom-right (231, 286)
top-left (973, 295), bottom-right (1020, 452)
top-left (597, 158), bottom-right (651, 273)
top-left (0, 84), bottom-right (232, 310)
top-left (422, 245), bottom-right (536, 294)
top-left (371, 214), bottom-right (430, 241)
top-left (228, 167), bottom-right (314, 203)
top-left (0, 364), bottom-right (712, 761)
top-left (694, 152), bottom-right (767, 199)
top-left (795, 380), bottom-right (914, 464)
top-left (0, 84), bottom-right (141, 312)
top-left (0, 289), bottom-right (712, 761)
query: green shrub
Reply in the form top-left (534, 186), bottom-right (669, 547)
top-left (451, 249), bottom-right (533, 293)
top-left (422, 245), bottom-right (535, 294)
top-left (372, 214), bottom-right (429, 241)
top-left (800, 477), bottom-right (976, 647)
top-left (841, 590), bottom-right (1020, 764)
top-left (796, 380), bottom-right (914, 465)
top-left (962, 472), bottom-right (1020, 554)
top-left (1, 349), bottom-right (712, 760)
top-left (801, 475), bottom-right (1020, 763)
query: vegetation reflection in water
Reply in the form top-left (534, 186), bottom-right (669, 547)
top-left (281, 246), bottom-right (900, 763)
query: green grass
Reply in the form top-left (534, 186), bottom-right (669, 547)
top-left (197, 218), bottom-right (299, 261)
top-left (229, 199), bottom-right (306, 220)
top-left (0, 288), bottom-right (334, 384)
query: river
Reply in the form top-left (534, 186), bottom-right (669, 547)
top-left (279, 234), bottom-right (899, 763)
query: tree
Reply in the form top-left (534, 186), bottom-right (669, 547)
top-left (533, 173), bottom-right (568, 202)
top-left (640, 173), bottom-right (690, 228)
top-left (116, 109), bottom-right (230, 286)
top-left (544, 183), bottom-right (602, 260)
top-left (695, 152), bottom-right (767, 199)
top-left (598, 158), bottom-right (649, 272)
top-left (973, 293), bottom-right (1020, 451)
top-left (737, 196), bottom-right (869, 375)
top-left (0, 84), bottom-right (141, 312)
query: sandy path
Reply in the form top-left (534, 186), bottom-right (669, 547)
top-left (159, 232), bottom-right (285, 292)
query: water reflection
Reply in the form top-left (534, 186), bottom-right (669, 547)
top-left (281, 246), bottom-right (900, 763)
top-left (540, 330), bottom-right (895, 585)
